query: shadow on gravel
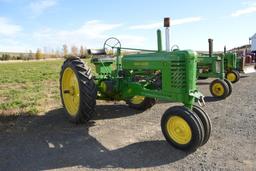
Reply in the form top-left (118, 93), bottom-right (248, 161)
top-left (0, 105), bottom-right (188, 171)
top-left (94, 104), bottom-right (142, 120)
top-left (203, 96), bottom-right (222, 102)
top-left (240, 75), bottom-right (249, 78)
top-left (197, 81), bottom-right (210, 85)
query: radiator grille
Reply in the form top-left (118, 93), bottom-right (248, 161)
top-left (170, 61), bottom-right (186, 88)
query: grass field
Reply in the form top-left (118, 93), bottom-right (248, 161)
top-left (0, 59), bottom-right (92, 115)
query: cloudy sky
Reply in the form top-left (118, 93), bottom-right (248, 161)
top-left (0, 0), bottom-right (256, 52)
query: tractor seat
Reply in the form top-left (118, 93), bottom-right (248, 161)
top-left (91, 56), bottom-right (116, 63)
top-left (88, 49), bottom-right (116, 63)
top-left (87, 49), bottom-right (107, 56)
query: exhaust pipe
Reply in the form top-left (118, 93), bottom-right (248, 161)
top-left (164, 17), bottom-right (170, 52)
top-left (208, 38), bottom-right (213, 57)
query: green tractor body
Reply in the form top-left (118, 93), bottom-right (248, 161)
top-left (197, 55), bottom-right (225, 80)
top-left (224, 52), bottom-right (237, 71)
top-left (93, 49), bottom-right (200, 109)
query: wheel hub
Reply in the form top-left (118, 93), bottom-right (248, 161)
top-left (227, 72), bottom-right (236, 82)
top-left (64, 87), bottom-right (75, 96)
top-left (167, 116), bottom-right (192, 145)
top-left (212, 83), bottom-right (224, 96)
top-left (130, 96), bottom-right (145, 105)
top-left (61, 67), bottom-right (80, 116)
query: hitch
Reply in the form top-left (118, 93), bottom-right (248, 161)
top-left (189, 90), bottom-right (206, 107)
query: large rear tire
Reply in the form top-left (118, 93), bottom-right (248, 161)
top-left (60, 57), bottom-right (97, 123)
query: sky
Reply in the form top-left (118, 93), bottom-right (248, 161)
top-left (0, 0), bottom-right (256, 53)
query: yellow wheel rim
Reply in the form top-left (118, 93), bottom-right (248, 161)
top-left (166, 116), bottom-right (192, 145)
top-left (62, 67), bottom-right (80, 116)
top-left (130, 96), bottom-right (145, 105)
top-left (227, 72), bottom-right (236, 82)
top-left (100, 81), bottom-right (107, 93)
top-left (212, 82), bottom-right (225, 96)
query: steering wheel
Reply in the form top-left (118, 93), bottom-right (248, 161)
top-left (103, 37), bottom-right (121, 54)
top-left (171, 44), bottom-right (180, 51)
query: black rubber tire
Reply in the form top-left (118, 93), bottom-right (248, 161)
top-left (233, 70), bottom-right (240, 82)
top-left (126, 97), bottom-right (156, 110)
top-left (209, 79), bottom-right (229, 99)
top-left (225, 70), bottom-right (240, 83)
top-left (60, 57), bottom-right (97, 123)
top-left (161, 106), bottom-right (205, 151)
top-left (192, 105), bottom-right (212, 146)
top-left (224, 79), bottom-right (233, 97)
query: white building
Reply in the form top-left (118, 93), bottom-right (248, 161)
top-left (250, 33), bottom-right (256, 52)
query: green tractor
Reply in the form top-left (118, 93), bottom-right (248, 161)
top-left (224, 49), bottom-right (256, 81)
top-left (197, 39), bottom-right (233, 99)
top-left (223, 52), bottom-right (240, 83)
top-left (223, 44), bottom-right (256, 83)
top-left (60, 18), bottom-right (211, 151)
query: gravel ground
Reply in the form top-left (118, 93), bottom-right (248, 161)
top-left (0, 74), bottom-right (255, 171)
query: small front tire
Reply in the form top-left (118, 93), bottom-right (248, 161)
top-left (161, 106), bottom-right (205, 151)
top-left (226, 70), bottom-right (240, 83)
top-left (209, 79), bottom-right (229, 99)
top-left (192, 105), bottom-right (212, 146)
top-left (224, 79), bottom-right (233, 97)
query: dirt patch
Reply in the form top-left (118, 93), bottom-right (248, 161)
top-left (37, 80), bottom-right (61, 115)
top-left (0, 96), bottom-right (8, 103)
top-left (0, 83), bottom-right (27, 90)
top-left (0, 108), bottom-right (26, 116)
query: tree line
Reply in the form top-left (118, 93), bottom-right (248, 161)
top-left (0, 45), bottom-right (91, 61)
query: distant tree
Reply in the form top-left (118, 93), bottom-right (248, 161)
top-left (62, 44), bottom-right (68, 58)
top-left (80, 46), bottom-right (84, 58)
top-left (17, 53), bottom-right (24, 60)
top-left (43, 47), bottom-right (50, 59)
top-left (71, 46), bottom-right (78, 56)
top-left (11, 56), bottom-right (17, 60)
top-left (6, 54), bottom-right (11, 60)
top-left (35, 48), bottom-right (44, 60)
top-left (28, 50), bottom-right (33, 60)
top-left (1, 54), bottom-right (11, 60)
top-left (1, 54), bottom-right (5, 60)
top-left (55, 50), bottom-right (61, 58)
top-left (49, 49), bottom-right (53, 58)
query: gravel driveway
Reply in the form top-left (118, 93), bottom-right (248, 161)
top-left (0, 74), bottom-right (255, 171)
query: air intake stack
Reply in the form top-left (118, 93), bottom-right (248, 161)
top-left (164, 17), bottom-right (170, 52)
top-left (208, 38), bottom-right (213, 57)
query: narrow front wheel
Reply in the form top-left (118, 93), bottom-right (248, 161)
top-left (226, 70), bottom-right (240, 83)
top-left (224, 79), bottom-right (233, 97)
top-left (192, 105), bottom-right (212, 146)
top-left (209, 79), bottom-right (229, 99)
top-left (161, 106), bottom-right (205, 151)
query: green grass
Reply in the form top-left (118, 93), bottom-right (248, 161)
top-left (0, 59), bottom-right (92, 115)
